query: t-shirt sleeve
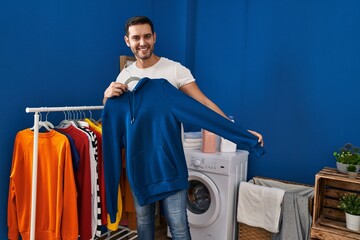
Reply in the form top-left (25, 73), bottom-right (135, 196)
top-left (174, 62), bottom-right (195, 88)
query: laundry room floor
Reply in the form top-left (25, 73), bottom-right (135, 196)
top-left (99, 216), bottom-right (170, 239)
top-left (154, 217), bottom-right (170, 240)
top-left (103, 219), bottom-right (319, 239)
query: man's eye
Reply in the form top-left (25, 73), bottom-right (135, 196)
top-left (145, 35), bottom-right (152, 39)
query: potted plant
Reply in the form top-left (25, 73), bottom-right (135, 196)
top-left (338, 193), bottom-right (360, 231)
top-left (334, 143), bottom-right (360, 174)
top-left (347, 165), bottom-right (358, 179)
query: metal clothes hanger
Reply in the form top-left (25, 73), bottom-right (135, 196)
top-left (75, 110), bottom-right (89, 128)
top-left (68, 110), bottom-right (81, 128)
top-left (87, 110), bottom-right (100, 125)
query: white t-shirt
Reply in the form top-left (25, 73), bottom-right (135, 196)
top-left (115, 57), bottom-right (195, 91)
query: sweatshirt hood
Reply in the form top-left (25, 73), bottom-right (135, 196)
top-left (131, 77), bottom-right (151, 92)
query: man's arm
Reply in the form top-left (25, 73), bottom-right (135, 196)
top-left (180, 82), bottom-right (227, 117)
top-left (180, 81), bottom-right (264, 146)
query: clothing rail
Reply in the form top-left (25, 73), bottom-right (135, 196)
top-left (25, 105), bottom-right (104, 240)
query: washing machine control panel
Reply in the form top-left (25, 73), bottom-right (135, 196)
top-left (186, 155), bottom-right (229, 175)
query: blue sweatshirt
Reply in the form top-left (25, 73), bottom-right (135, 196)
top-left (102, 78), bottom-right (265, 222)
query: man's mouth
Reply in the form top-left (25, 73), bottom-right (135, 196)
top-left (138, 46), bottom-right (149, 51)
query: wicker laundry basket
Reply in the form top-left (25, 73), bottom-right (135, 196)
top-left (237, 176), bottom-right (314, 240)
top-left (239, 223), bottom-right (271, 240)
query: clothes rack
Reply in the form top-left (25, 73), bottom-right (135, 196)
top-left (25, 105), bottom-right (105, 240)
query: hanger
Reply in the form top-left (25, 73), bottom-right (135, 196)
top-left (56, 111), bottom-right (72, 129)
top-left (75, 110), bottom-right (89, 128)
top-left (43, 111), bottom-right (54, 129)
top-left (86, 110), bottom-right (100, 125)
top-left (68, 110), bottom-right (81, 128)
top-left (124, 76), bottom-right (141, 85)
top-left (30, 121), bottom-right (52, 132)
top-left (122, 62), bottom-right (141, 85)
top-left (30, 112), bottom-right (52, 132)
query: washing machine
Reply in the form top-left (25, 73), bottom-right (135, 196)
top-left (184, 149), bottom-right (248, 240)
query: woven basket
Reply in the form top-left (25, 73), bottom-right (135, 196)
top-left (238, 223), bottom-right (271, 240)
top-left (237, 176), bottom-right (314, 240)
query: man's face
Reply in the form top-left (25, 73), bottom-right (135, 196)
top-left (124, 24), bottom-right (156, 60)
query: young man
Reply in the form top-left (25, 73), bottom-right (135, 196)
top-left (103, 16), bottom-right (263, 143)
top-left (102, 16), bottom-right (264, 240)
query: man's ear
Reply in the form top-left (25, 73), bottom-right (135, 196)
top-left (124, 36), bottom-right (130, 47)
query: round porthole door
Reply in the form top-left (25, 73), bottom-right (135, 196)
top-left (187, 171), bottom-right (220, 228)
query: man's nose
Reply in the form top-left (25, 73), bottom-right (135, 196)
top-left (139, 37), bottom-right (146, 45)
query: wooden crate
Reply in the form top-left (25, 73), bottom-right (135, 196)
top-left (311, 167), bottom-right (360, 239)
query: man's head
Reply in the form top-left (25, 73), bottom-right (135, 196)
top-left (124, 16), bottom-right (156, 61)
top-left (124, 16), bottom-right (154, 37)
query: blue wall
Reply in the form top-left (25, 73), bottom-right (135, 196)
top-left (193, 0), bottom-right (360, 183)
top-left (0, 0), bottom-right (188, 238)
top-left (1, 0), bottom-right (360, 238)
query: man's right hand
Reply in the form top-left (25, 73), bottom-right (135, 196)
top-left (103, 82), bottom-right (128, 104)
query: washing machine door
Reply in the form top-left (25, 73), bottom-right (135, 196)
top-left (187, 171), bottom-right (220, 228)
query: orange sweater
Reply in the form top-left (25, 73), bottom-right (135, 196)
top-left (8, 129), bottom-right (78, 240)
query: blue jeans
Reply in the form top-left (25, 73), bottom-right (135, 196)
top-left (133, 189), bottom-right (191, 240)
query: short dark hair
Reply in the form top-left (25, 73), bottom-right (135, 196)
top-left (124, 16), bottom-right (154, 36)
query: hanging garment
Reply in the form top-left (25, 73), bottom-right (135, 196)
top-left (55, 130), bottom-right (80, 171)
top-left (85, 119), bottom-right (131, 231)
top-left (102, 78), bottom-right (265, 225)
top-left (57, 125), bottom-right (93, 240)
top-left (59, 123), bottom-right (103, 239)
top-left (85, 118), bottom-right (108, 225)
top-left (237, 181), bottom-right (285, 233)
top-left (85, 120), bottom-right (129, 230)
top-left (271, 192), bottom-right (312, 240)
top-left (77, 125), bottom-right (102, 239)
top-left (8, 129), bottom-right (78, 240)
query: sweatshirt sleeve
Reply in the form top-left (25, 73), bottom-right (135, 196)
top-left (7, 135), bottom-right (20, 240)
top-left (7, 178), bottom-right (19, 240)
top-left (101, 99), bottom-right (124, 224)
top-left (162, 81), bottom-right (265, 159)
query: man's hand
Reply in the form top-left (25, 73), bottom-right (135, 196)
top-left (103, 82), bottom-right (128, 104)
top-left (247, 130), bottom-right (264, 147)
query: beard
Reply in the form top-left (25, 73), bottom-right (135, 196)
top-left (132, 45), bottom-right (154, 60)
